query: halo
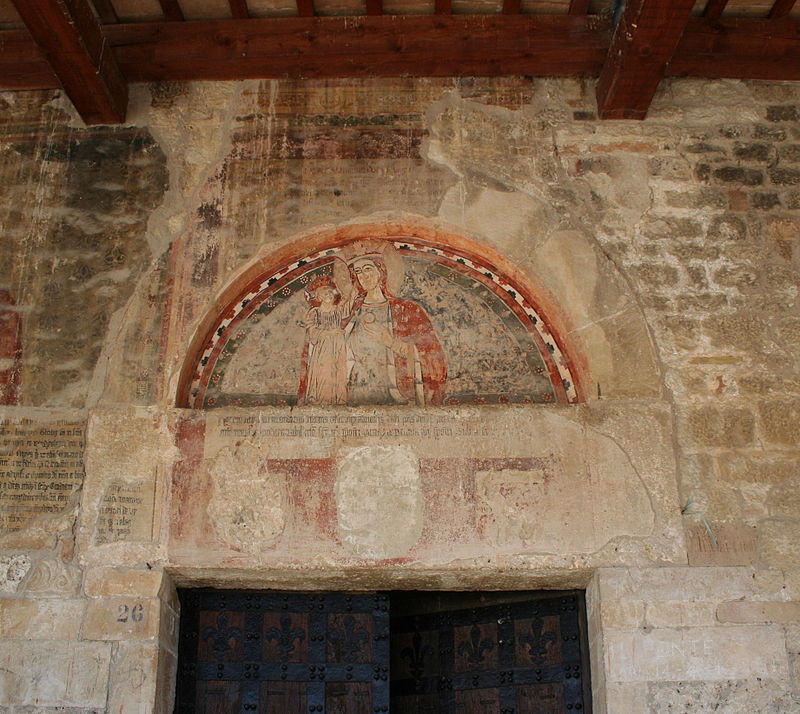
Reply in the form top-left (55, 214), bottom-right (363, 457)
top-left (331, 257), bottom-right (353, 302)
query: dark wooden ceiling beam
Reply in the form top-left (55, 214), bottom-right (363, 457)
top-left (503, 0), bottom-right (522, 15)
top-left (703, 0), bottom-right (728, 19)
top-left (159, 0), bottom-right (185, 21)
top-left (91, 0), bottom-right (119, 23)
top-left (229, 0), bottom-right (250, 19)
top-left (768, 0), bottom-right (796, 19)
top-left (366, 0), bottom-right (383, 15)
top-left (101, 16), bottom-right (612, 80)
top-left (669, 17), bottom-right (800, 80)
top-left (9, 0), bottom-right (127, 124)
top-left (596, 0), bottom-right (697, 119)
top-left (568, 0), bottom-right (591, 14)
top-left (3, 15), bottom-right (800, 94)
top-left (297, 0), bottom-right (315, 15)
top-left (435, 0), bottom-right (451, 14)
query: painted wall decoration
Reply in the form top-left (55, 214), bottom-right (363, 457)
top-left (180, 234), bottom-right (581, 408)
top-left (0, 290), bottom-right (22, 406)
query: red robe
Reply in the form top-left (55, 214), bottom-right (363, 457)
top-left (387, 297), bottom-right (447, 406)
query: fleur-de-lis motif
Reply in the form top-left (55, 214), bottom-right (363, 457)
top-left (457, 624), bottom-right (494, 666)
top-left (401, 630), bottom-right (434, 680)
top-left (202, 612), bottom-right (241, 661)
top-left (328, 615), bottom-right (370, 663)
top-left (519, 619), bottom-right (557, 665)
top-left (265, 614), bottom-right (306, 662)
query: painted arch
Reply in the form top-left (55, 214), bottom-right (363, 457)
top-left (177, 224), bottom-right (585, 409)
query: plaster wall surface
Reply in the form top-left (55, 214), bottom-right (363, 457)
top-left (0, 76), bottom-right (799, 712)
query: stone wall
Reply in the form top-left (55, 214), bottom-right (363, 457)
top-left (0, 77), bottom-right (798, 712)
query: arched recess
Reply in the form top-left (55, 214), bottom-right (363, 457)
top-left (177, 222), bottom-right (587, 409)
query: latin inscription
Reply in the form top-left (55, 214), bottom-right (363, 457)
top-left (95, 478), bottom-right (156, 544)
top-left (0, 418), bottom-right (84, 532)
top-left (217, 413), bottom-right (490, 441)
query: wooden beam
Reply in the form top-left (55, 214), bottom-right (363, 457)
top-left (568, 0), bottom-right (591, 15)
top-left (101, 16), bottom-right (611, 81)
top-left (596, 0), bottom-right (696, 119)
top-left (159, 0), bottom-right (185, 21)
top-left (435, 0), bottom-right (451, 13)
top-left (366, 0), bottom-right (383, 15)
top-left (502, 0), bottom-right (521, 14)
top-left (0, 29), bottom-right (59, 89)
top-left (296, 0), bottom-right (315, 15)
top-left (669, 18), bottom-right (800, 80)
top-left (768, 0), bottom-right (795, 19)
top-left (10, 0), bottom-right (127, 123)
top-left (703, 0), bottom-right (728, 19)
top-left (4, 14), bottom-right (799, 95)
top-left (229, 0), bottom-right (250, 19)
top-left (91, 0), bottom-right (119, 23)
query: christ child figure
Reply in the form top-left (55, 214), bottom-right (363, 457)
top-left (298, 274), bottom-right (352, 405)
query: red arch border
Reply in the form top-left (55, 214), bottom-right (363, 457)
top-left (177, 222), bottom-right (587, 408)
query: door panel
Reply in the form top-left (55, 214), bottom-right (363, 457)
top-left (177, 590), bottom-right (590, 713)
top-left (177, 591), bottom-right (390, 714)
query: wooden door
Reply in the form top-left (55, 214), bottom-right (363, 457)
top-left (390, 591), bottom-right (590, 713)
top-left (176, 591), bottom-right (390, 713)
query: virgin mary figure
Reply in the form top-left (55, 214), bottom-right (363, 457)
top-left (341, 243), bottom-right (447, 406)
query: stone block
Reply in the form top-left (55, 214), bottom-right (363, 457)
top-left (688, 406), bottom-right (755, 447)
top-left (647, 678), bottom-right (797, 712)
top-left (107, 641), bottom-right (160, 714)
top-left (645, 600), bottom-right (718, 628)
top-left (0, 597), bottom-right (85, 639)
top-left (751, 192), bottom-right (781, 209)
top-left (734, 142), bottom-right (772, 161)
top-left (83, 567), bottom-right (164, 598)
top-left (686, 522), bottom-right (758, 567)
top-left (604, 626), bottom-right (788, 682)
top-left (716, 600), bottom-right (800, 624)
top-left (600, 600), bottom-right (645, 629)
top-left (758, 399), bottom-right (800, 445)
top-left (706, 214), bottom-right (748, 244)
top-left (769, 167), bottom-right (800, 185)
top-left (597, 567), bottom-right (756, 603)
top-left (758, 520), bottom-right (800, 571)
top-left (766, 105), bottom-right (799, 122)
top-left (755, 125), bottom-right (787, 141)
top-left (82, 597), bottom-right (160, 641)
top-left (778, 144), bottom-right (800, 163)
top-left (787, 624), bottom-right (800, 654)
top-left (605, 682), bottom-right (648, 713)
top-left (766, 480), bottom-right (800, 519)
top-left (713, 167), bottom-right (763, 185)
top-left (0, 640), bottom-right (111, 707)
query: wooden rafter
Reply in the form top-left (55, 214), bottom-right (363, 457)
top-left (596, 0), bottom-right (696, 119)
top-left (9, 0), bottom-right (127, 123)
top-left (503, 0), bottom-right (522, 14)
top-left (703, 0), bottom-right (728, 19)
top-left (768, 0), bottom-right (795, 19)
top-left (366, 0), bottom-right (383, 15)
top-left (101, 16), bottom-right (612, 81)
top-left (297, 0), bottom-right (315, 15)
top-left (91, 0), bottom-right (119, 23)
top-left (229, 0), bottom-right (250, 19)
top-left (568, 0), bottom-right (591, 14)
top-left (435, 0), bottom-right (452, 14)
top-left (4, 13), bottom-right (800, 120)
top-left (159, 0), bottom-right (185, 21)
top-left (669, 17), bottom-right (800, 80)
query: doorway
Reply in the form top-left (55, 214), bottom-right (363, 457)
top-left (175, 589), bottom-right (591, 713)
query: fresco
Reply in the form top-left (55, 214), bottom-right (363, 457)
top-left (182, 238), bottom-right (579, 408)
